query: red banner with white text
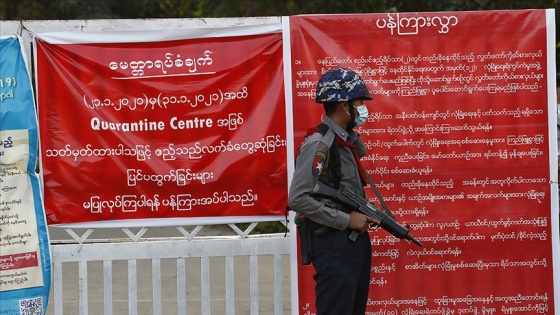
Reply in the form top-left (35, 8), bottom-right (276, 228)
top-left (35, 26), bottom-right (286, 224)
top-left (290, 10), bottom-right (557, 314)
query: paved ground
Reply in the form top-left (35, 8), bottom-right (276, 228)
top-left (45, 225), bottom-right (293, 315)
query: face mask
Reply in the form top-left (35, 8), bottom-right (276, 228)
top-left (354, 104), bottom-right (368, 127)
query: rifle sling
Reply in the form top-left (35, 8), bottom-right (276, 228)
top-left (365, 170), bottom-right (396, 221)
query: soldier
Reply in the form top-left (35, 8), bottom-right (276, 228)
top-left (288, 67), bottom-right (377, 315)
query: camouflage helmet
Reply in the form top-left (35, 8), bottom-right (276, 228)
top-left (315, 68), bottom-right (372, 103)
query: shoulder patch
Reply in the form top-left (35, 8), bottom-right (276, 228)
top-left (312, 150), bottom-right (327, 177)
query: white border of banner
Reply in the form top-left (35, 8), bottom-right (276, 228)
top-left (35, 23), bottom-right (282, 44)
top-left (48, 215), bottom-right (286, 228)
top-left (281, 15), bottom-right (299, 315)
top-left (546, 8), bottom-right (560, 313)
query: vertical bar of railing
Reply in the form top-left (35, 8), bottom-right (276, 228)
top-left (103, 260), bottom-right (113, 315)
top-left (128, 260), bottom-right (137, 315)
top-left (249, 255), bottom-right (259, 314)
top-left (273, 254), bottom-right (283, 315)
top-left (201, 256), bottom-right (210, 315)
top-left (152, 258), bottom-right (162, 315)
top-left (177, 258), bottom-right (186, 315)
top-left (53, 261), bottom-right (63, 315)
top-left (225, 255), bottom-right (235, 315)
top-left (78, 261), bottom-right (88, 315)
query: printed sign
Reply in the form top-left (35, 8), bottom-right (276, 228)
top-left (35, 26), bottom-right (287, 224)
top-left (0, 35), bottom-right (51, 315)
top-left (290, 10), bottom-right (557, 314)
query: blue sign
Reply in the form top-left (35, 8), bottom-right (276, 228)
top-left (0, 36), bottom-right (51, 315)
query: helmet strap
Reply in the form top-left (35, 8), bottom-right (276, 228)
top-left (347, 101), bottom-right (357, 129)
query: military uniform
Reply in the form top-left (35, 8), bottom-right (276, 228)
top-left (288, 115), bottom-right (372, 315)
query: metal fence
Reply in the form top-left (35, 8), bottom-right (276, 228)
top-left (46, 224), bottom-right (292, 315)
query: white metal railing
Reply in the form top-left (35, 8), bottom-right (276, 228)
top-left (46, 226), bottom-right (292, 315)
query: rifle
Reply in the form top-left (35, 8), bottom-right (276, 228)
top-left (312, 181), bottom-right (423, 247)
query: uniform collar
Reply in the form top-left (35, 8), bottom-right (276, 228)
top-left (322, 116), bottom-right (349, 141)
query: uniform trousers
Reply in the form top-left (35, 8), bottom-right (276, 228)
top-left (312, 228), bottom-right (372, 315)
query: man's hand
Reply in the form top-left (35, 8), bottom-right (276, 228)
top-left (348, 211), bottom-right (379, 234)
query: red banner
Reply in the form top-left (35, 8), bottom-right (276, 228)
top-left (290, 10), bottom-right (555, 314)
top-left (35, 27), bottom-right (287, 224)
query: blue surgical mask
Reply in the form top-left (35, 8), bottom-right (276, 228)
top-left (354, 104), bottom-right (368, 127)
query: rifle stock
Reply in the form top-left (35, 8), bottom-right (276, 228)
top-left (312, 181), bottom-right (423, 247)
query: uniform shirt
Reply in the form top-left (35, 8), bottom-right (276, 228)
top-left (288, 116), bottom-right (366, 230)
